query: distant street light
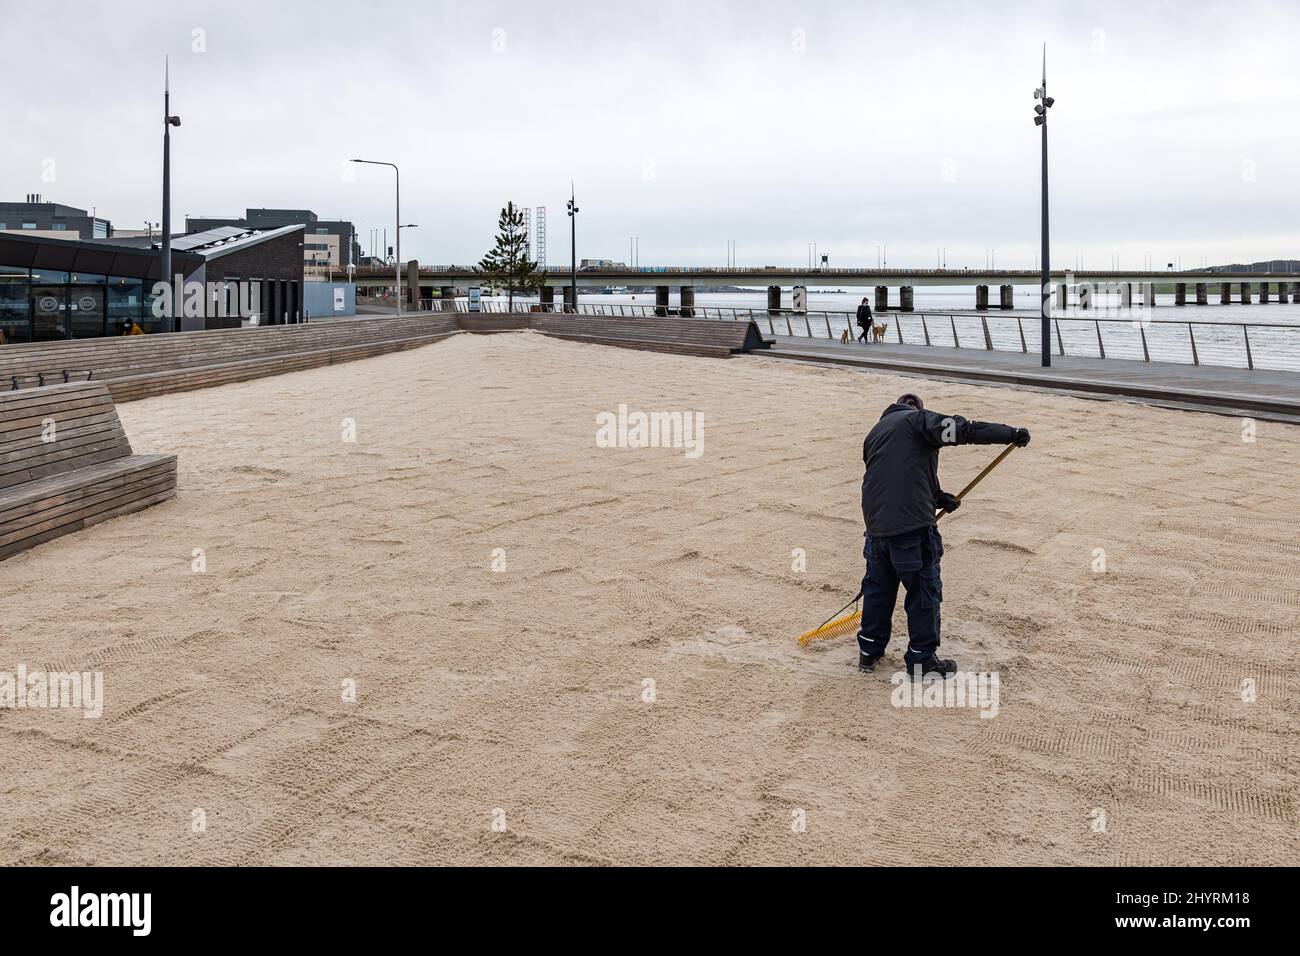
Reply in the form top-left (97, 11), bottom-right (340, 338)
top-left (1033, 43), bottom-right (1056, 367)
top-left (566, 184), bottom-right (579, 312)
top-left (352, 159), bottom-right (402, 315)
top-left (161, 58), bottom-right (182, 332)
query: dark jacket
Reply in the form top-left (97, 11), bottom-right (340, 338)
top-left (861, 403), bottom-right (1017, 537)
top-left (855, 303), bottom-right (872, 328)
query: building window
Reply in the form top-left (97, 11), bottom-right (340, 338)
top-left (52, 223), bottom-right (68, 231)
top-left (22, 222), bottom-right (37, 229)
top-left (315, 227), bottom-right (329, 235)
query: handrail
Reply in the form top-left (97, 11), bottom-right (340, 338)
top-left (416, 298), bottom-right (1299, 371)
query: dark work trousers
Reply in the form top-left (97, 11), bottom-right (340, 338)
top-left (856, 324), bottom-right (871, 343)
top-left (856, 526), bottom-right (943, 664)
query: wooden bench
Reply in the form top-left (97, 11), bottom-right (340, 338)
top-left (0, 314), bottom-right (459, 403)
top-left (0, 382), bottom-right (176, 561)
top-left (528, 315), bottom-right (771, 358)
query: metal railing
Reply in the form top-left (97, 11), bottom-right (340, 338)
top-left (414, 299), bottom-right (1300, 372)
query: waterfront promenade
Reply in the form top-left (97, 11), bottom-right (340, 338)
top-left (760, 336), bottom-right (1300, 424)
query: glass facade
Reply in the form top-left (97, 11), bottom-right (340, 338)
top-left (0, 268), bottom-right (166, 343)
top-left (0, 263), bottom-right (28, 344)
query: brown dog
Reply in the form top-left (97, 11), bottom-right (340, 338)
top-left (872, 322), bottom-right (888, 343)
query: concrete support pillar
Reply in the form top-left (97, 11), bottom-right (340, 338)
top-left (679, 286), bottom-right (695, 317)
top-left (1144, 283), bottom-right (1156, 308)
top-left (999, 284), bottom-right (1014, 310)
top-left (1276, 281), bottom-right (1289, 303)
top-left (656, 285), bottom-right (671, 316)
top-left (899, 286), bottom-right (914, 312)
top-left (975, 285), bottom-right (989, 311)
top-left (1259, 282), bottom-right (1271, 304)
top-left (1056, 283), bottom-right (1068, 310)
top-left (1079, 284), bottom-right (1092, 309)
top-left (1220, 283), bottom-right (1231, 305)
top-left (1195, 282), bottom-right (1208, 305)
top-left (1293, 285), bottom-right (1300, 304)
top-left (562, 285), bottom-right (577, 312)
top-left (1240, 282), bottom-right (1253, 304)
top-left (406, 260), bottom-right (421, 308)
top-left (874, 285), bottom-right (889, 312)
top-left (538, 286), bottom-right (554, 310)
top-left (1174, 282), bottom-right (1186, 306)
top-left (1121, 283), bottom-right (1133, 309)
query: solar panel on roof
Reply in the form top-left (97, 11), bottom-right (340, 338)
top-left (172, 226), bottom-right (260, 251)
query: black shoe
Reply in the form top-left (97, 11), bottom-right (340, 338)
top-left (908, 655), bottom-right (957, 679)
top-left (858, 652), bottom-right (882, 672)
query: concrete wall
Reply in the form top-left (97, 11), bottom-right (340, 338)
top-left (304, 281), bottom-right (356, 318)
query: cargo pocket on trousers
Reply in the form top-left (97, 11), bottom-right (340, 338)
top-left (919, 565), bottom-right (943, 608)
top-left (887, 535), bottom-right (924, 575)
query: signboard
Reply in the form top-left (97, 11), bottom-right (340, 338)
top-left (792, 285), bottom-right (808, 313)
top-left (333, 288), bottom-right (345, 312)
top-left (468, 287), bottom-right (482, 312)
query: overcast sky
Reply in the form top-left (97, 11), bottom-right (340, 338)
top-left (5, 0), bottom-right (1299, 270)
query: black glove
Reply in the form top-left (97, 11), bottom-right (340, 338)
top-left (936, 491), bottom-right (961, 514)
top-left (1013, 427), bottom-right (1031, 447)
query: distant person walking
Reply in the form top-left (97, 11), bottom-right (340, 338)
top-left (855, 297), bottom-right (873, 343)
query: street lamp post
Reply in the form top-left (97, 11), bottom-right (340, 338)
top-left (1033, 44), bottom-right (1056, 367)
top-left (161, 58), bottom-right (182, 332)
top-left (351, 159), bottom-right (401, 315)
top-left (566, 184), bottom-right (579, 313)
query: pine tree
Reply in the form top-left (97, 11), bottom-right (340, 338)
top-left (475, 202), bottom-right (538, 311)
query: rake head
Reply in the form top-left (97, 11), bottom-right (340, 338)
top-left (796, 608), bottom-right (863, 647)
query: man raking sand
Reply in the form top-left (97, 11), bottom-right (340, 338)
top-left (799, 392), bottom-right (1029, 675)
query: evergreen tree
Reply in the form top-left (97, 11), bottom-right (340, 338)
top-left (475, 202), bottom-right (538, 310)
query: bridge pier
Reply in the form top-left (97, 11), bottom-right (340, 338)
top-left (766, 285), bottom-right (782, 314)
top-left (975, 285), bottom-right (989, 311)
top-left (999, 284), bottom-right (1014, 310)
top-left (899, 286), bottom-right (914, 312)
top-left (1144, 283), bottom-right (1156, 308)
top-left (1240, 282), bottom-right (1253, 304)
top-left (439, 286), bottom-right (455, 311)
top-left (1294, 284), bottom-right (1300, 304)
top-left (1056, 284), bottom-right (1067, 311)
top-left (1260, 282), bottom-right (1271, 304)
top-left (656, 286), bottom-right (671, 316)
top-left (406, 260), bottom-right (420, 308)
top-left (1220, 283), bottom-right (1231, 305)
top-left (874, 285), bottom-right (889, 312)
top-left (1195, 282), bottom-right (1208, 305)
top-left (539, 286), bottom-right (554, 311)
top-left (679, 286), bottom-right (695, 317)
top-left (1121, 283), bottom-right (1133, 309)
top-left (1079, 283), bottom-right (1092, 309)
top-left (563, 285), bottom-right (577, 312)
top-left (1276, 281), bottom-right (1289, 303)
top-left (1174, 282), bottom-right (1186, 306)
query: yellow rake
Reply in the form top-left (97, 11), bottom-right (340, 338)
top-left (796, 443), bottom-right (1018, 647)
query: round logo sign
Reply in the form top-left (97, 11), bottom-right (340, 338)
top-left (78, 296), bottom-right (96, 311)
top-left (38, 296), bottom-right (58, 313)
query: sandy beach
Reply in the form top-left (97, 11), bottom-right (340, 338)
top-left (1, 330), bottom-right (1295, 866)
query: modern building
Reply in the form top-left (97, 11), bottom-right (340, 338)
top-left (0, 195), bottom-right (112, 241)
top-left (186, 208), bottom-right (359, 279)
top-left (0, 224), bottom-right (305, 344)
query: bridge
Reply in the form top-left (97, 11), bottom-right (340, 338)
top-left (350, 264), bottom-right (1300, 312)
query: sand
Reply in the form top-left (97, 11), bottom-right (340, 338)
top-left (0, 330), bottom-right (1296, 866)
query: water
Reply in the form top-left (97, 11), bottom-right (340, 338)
top-left (496, 286), bottom-right (1300, 371)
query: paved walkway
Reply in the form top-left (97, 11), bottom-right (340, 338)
top-left (757, 336), bottom-right (1300, 423)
